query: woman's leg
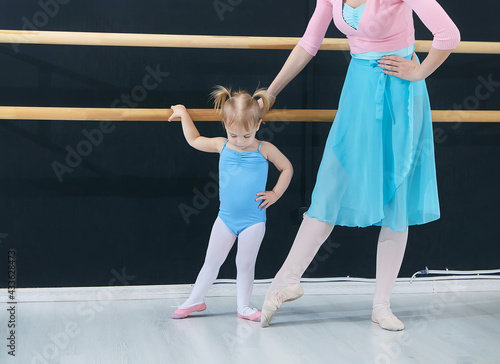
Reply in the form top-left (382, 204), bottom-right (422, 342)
top-left (235, 222), bottom-right (266, 317)
top-left (262, 215), bottom-right (334, 326)
top-left (372, 226), bottom-right (408, 331)
top-left (180, 216), bottom-right (237, 308)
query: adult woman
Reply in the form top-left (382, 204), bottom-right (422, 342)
top-left (261, 0), bottom-right (460, 330)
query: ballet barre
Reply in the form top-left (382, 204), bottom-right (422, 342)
top-left (0, 30), bottom-right (500, 54)
top-left (0, 107), bottom-right (499, 123)
top-left (0, 30), bottom-right (498, 123)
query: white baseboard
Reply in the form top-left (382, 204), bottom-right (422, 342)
top-left (1, 278), bottom-right (499, 303)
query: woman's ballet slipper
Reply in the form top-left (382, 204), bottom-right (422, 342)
top-left (371, 314), bottom-right (405, 331)
top-left (261, 284), bottom-right (304, 328)
top-left (171, 303), bottom-right (207, 319)
top-left (238, 310), bottom-right (262, 322)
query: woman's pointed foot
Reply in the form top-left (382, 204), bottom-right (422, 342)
top-left (261, 303), bottom-right (276, 328)
top-left (261, 284), bottom-right (303, 328)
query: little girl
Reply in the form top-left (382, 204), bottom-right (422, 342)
top-left (168, 86), bottom-right (293, 322)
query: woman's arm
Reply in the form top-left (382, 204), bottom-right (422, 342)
top-left (168, 104), bottom-right (224, 153)
top-left (255, 142), bottom-right (293, 209)
top-left (267, 0), bottom-right (333, 101)
top-left (267, 45), bottom-right (314, 101)
top-left (379, 0), bottom-right (460, 81)
top-left (379, 47), bottom-right (453, 81)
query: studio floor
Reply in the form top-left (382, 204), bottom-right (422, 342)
top-left (1, 284), bottom-right (500, 364)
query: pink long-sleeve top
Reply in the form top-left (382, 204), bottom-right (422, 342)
top-left (298, 0), bottom-right (460, 56)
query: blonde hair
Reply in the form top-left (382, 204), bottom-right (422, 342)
top-left (209, 85), bottom-right (272, 132)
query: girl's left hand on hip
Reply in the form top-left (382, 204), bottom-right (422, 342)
top-left (256, 191), bottom-right (279, 209)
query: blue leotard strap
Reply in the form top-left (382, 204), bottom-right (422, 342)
top-left (258, 140), bottom-right (264, 151)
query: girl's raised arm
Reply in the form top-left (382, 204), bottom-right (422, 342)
top-left (168, 104), bottom-right (225, 153)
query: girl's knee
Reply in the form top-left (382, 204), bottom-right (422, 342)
top-left (235, 257), bottom-right (256, 274)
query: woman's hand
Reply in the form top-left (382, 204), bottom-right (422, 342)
top-left (257, 95), bottom-right (276, 124)
top-left (378, 53), bottom-right (423, 81)
top-left (258, 94), bottom-right (276, 110)
top-left (168, 104), bottom-right (187, 122)
top-left (256, 191), bottom-right (279, 209)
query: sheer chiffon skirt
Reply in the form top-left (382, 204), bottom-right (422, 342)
top-left (306, 52), bottom-right (440, 232)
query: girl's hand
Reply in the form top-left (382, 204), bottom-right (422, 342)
top-left (168, 104), bottom-right (187, 122)
top-left (256, 191), bottom-right (279, 209)
top-left (378, 53), bottom-right (423, 81)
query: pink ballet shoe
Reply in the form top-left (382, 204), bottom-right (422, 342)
top-left (171, 303), bottom-right (207, 319)
top-left (371, 313), bottom-right (405, 331)
top-left (261, 284), bottom-right (304, 328)
top-left (238, 310), bottom-right (261, 322)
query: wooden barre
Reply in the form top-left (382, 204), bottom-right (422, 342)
top-left (0, 107), bottom-right (499, 122)
top-left (1, 30), bottom-right (499, 54)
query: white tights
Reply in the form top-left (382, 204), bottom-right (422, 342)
top-left (372, 226), bottom-right (408, 318)
top-left (265, 215), bottom-right (408, 319)
top-left (265, 215), bottom-right (334, 300)
top-left (180, 217), bottom-right (265, 313)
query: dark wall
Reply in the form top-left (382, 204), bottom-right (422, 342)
top-left (0, 1), bottom-right (499, 288)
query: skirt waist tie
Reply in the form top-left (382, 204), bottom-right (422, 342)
top-left (351, 53), bottom-right (416, 203)
top-left (370, 59), bottom-right (391, 123)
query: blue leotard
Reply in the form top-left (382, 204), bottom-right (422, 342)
top-left (218, 140), bottom-right (268, 236)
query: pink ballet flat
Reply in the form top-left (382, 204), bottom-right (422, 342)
top-left (238, 310), bottom-right (261, 322)
top-left (171, 303), bottom-right (207, 319)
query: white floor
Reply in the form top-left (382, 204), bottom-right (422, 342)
top-left (2, 287), bottom-right (500, 364)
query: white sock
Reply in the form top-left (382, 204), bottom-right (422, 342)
top-left (238, 306), bottom-right (258, 316)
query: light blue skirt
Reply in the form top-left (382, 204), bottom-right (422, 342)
top-left (306, 51), bottom-right (440, 232)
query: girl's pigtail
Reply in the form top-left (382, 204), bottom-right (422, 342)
top-left (252, 88), bottom-right (272, 119)
top-left (209, 85), bottom-right (232, 114)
